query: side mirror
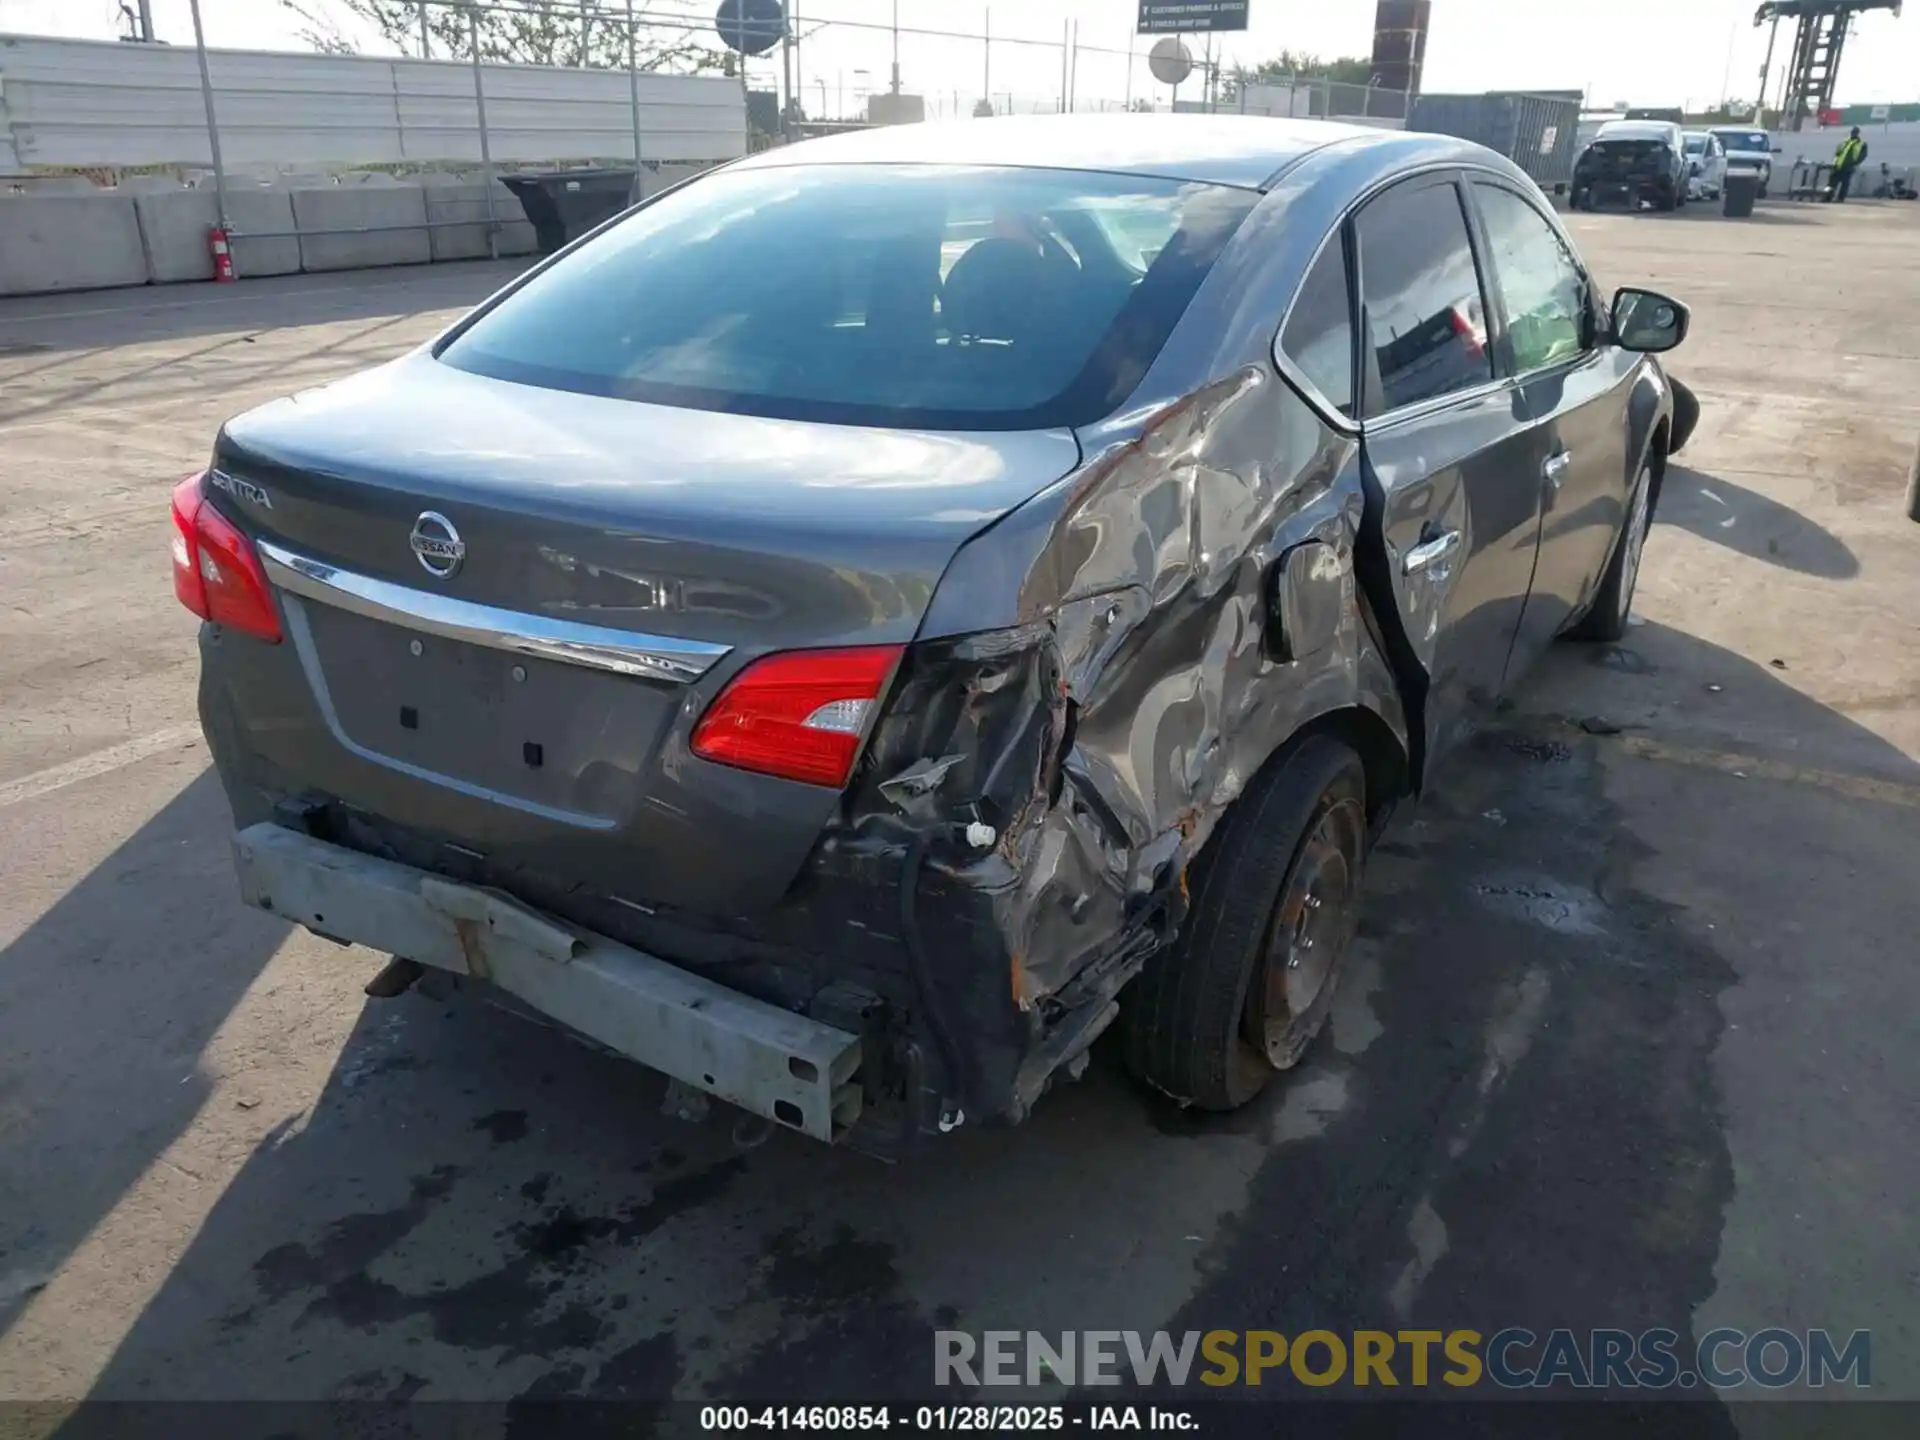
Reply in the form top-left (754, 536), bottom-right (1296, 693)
top-left (1611, 287), bottom-right (1690, 354)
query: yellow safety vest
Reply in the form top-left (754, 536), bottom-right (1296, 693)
top-left (1835, 136), bottom-right (1865, 169)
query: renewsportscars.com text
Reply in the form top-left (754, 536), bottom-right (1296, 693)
top-left (935, 1328), bottom-right (1871, 1391)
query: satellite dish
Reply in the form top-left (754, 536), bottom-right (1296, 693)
top-left (716, 0), bottom-right (786, 57)
top-left (1148, 38), bottom-right (1194, 87)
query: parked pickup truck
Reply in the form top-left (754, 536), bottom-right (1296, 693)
top-left (179, 117), bottom-right (1689, 1152)
top-left (1710, 125), bottom-right (1779, 199)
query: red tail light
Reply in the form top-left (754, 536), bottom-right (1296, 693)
top-left (169, 473), bottom-right (282, 643)
top-left (691, 646), bottom-right (903, 788)
top-left (1449, 303), bottom-right (1487, 359)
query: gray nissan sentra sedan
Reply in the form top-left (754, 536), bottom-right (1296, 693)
top-left (173, 116), bottom-right (1690, 1152)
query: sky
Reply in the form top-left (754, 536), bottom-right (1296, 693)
top-left (6, 0), bottom-right (1919, 117)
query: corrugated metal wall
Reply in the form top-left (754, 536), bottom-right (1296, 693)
top-left (1409, 91), bottom-right (1584, 191)
top-left (0, 34), bottom-right (746, 173)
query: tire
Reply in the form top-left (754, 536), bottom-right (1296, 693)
top-left (1121, 736), bottom-right (1368, 1112)
top-left (1567, 454), bottom-right (1657, 643)
top-left (1905, 435), bottom-right (1920, 524)
top-left (1669, 377), bottom-right (1701, 455)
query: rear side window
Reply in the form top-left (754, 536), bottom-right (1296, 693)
top-left (438, 164), bottom-right (1258, 432)
top-left (1280, 240), bottom-right (1355, 417)
top-left (1354, 179), bottom-right (1492, 417)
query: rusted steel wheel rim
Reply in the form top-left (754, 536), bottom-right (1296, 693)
top-left (1245, 792), bottom-right (1366, 1067)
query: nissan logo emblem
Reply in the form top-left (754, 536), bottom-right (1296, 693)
top-left (409, 511), bottom-right (465, 580)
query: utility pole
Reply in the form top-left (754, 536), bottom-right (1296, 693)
top-left (983, 7), bottom-right (990, 110)
top-left (891, 0), bottom-right (901, 94)
top-left (626, 0), bottom-right (645, 180)
top-left (793, 2), bottom-right (803, 121)
top-left (782, 16), bottom-right (795, 140)
top-left (135, 0), bottom-right (156, 42)
top-left (1068, 20), bottom-right (1078, 112)
top-left (418, 0), bottom-right (430, 58)
top-left (579, 0), bottom-right (591, 64)
top-left (186, 0), bottom-right (229, 236)
top-left (1758, 13), bottom-right (1783, 124)
top-left (1059, 18), bottom-right (1069, 112)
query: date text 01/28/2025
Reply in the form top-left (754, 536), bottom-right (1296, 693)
top-left (699, 1407), bottom-right (1198, 1431)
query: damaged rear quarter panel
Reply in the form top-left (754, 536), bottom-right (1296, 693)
top-left (909, 394), bottom-right (1406, 1072)
top-left (894, 155), bottom-right (1416, 1034)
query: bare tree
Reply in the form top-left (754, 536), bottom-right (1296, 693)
top-left (279, 0), bottom-right (728, 72)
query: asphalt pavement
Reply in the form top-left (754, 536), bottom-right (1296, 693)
top-left (1, 203), bottom-right (1917, 1427)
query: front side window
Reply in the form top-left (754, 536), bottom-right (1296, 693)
top-left (1471, 183), bottom-right (1588, 376)
top-left (1280, 239), bottom-right (1355, 417)
top-left (438, 164), bottom-right (1258, 432)
top-left (1355, 178), bottom-right (1492, 416)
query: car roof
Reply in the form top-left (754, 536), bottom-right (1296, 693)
top-left (727, 113), bottom-right (1452, 190)
top-left (1596, 120), bottom-right (1678, 141)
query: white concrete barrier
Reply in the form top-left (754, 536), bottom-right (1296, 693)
top-left (423, 180), bottom-right (537, 261)
top-left (290, 185), bottom-right (432, 272)
top-left (0, 193), bottom-right (149, 295)
top-left (134, 187), bottom-right (300, 283)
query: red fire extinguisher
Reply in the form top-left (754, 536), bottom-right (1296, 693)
top-left (209, 225), bottom-right (235, 283)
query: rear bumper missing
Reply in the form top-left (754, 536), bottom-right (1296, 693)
top-left (232, 822), bottom-right (864, 1142)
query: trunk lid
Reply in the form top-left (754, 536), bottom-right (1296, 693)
top-left (1587, 139), bottom-right (1671, 177)
top-left (210, 356), bottom-right (1081, 913)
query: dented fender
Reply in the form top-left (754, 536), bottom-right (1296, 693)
top-left (851, 365), bottom-right (1410, 1117)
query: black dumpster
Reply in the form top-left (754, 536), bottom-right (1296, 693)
top-left (499, 168), bottom-right (638, 255)
top-left (1723, 171), bottom-right (1761, 219)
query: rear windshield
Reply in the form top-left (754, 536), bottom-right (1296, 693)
top-left (1716, 130), bottom-right (1770, 152)
top-left (1684, 135), bottom-right (1708, 154)
top-left (438, 164), bottom-right (1257, 431)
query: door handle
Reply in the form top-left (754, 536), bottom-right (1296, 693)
top-left (1403, 529), bottom-right (1462, 576)
top-left (1543, 450), bottom-right (1575, 489)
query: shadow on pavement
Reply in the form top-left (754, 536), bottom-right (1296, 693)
top-left (49, 627), bottom-right (1920, 1417)
top-left (1641, 205), bottom-right (1819, 226)
top-left (0, 767), bottom-right (291, 1341)
top-left (1657, 464), bottom-right (1859, 579)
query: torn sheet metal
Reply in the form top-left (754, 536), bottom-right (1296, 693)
top-left (854, 367), bottom-right (1408, 1118)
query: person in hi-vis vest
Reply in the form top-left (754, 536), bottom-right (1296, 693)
top-left (1828, 128), bottom-right (1869, 202)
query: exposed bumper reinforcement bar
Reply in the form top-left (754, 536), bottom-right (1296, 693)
top-left (232, 823), bottom-right (863, 1142)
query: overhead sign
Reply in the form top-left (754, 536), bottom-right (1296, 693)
top-left (1138, 1), bottom-right (1251, 34)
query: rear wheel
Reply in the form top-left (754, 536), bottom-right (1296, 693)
top-left (1568, 455), bottom-right (1657, 643)
top-left (1121, 737), bottom-right (1368, 1111)
top-left (1669, 377), bottom-right (1701, 454)
top-left (1904, 435), bottom-right (1920, 523)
